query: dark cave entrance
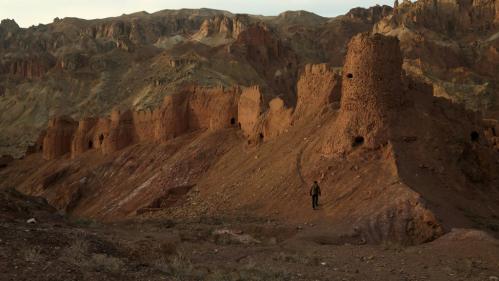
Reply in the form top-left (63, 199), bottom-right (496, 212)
top-left (352, 136), bottom-right (364, 147)
top-left (259, 133), bottom-right (264, 141)
top-left (230, 117), bottom-right (236, 125)
top-left (346, 73), bottom-right (353, 79)
top-left (88, 140), bottom-right (94, 149)
top-left (470, 131), bottom-right (479, 142)
top-left (99, 134), bottom-right (104, 145)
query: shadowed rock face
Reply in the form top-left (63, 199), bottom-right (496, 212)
top-left (42, 116), bottom-right (77, 160)
top-left (71, 118), bottom-right (98, 158)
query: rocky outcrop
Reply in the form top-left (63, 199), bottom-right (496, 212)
top-left (261, 97), bottom-right (293, 141)
top-left (186, 86), bottom-right (240, 131)
top-left (103, 110), bottom-right (135, 154)
top-left (232, 23), bottom-right (298, 100)
top-left (42, 116), bottom-right (78, 160)
top-left (238, 86), bottom-right (264, 140)
top-left (71, 118), bottom-right (98, 158)
top-left (39, 85), bottom-right (243, 157)
top-left (381, 0), bottom-right (498, 35)
top-left (323, 33), bottom-right (403, 155)
top-left (346, 5), bottom-right (393, 24)
top-left (295, 64), bottom-right (342, 118)
top-left (193, 15), bottom-right (248, 41)
top-left (155, 94), bottom-right (189, 141)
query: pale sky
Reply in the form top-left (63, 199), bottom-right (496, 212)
top-left (1, 0), bottom-right (394, 28)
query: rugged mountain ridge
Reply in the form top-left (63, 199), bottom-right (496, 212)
top-left (1, 1), bottom-right (498, 157)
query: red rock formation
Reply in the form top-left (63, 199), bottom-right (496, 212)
top-left (91, 118), bottom-right (111, 150)
top-left (155, 94), bottom-right (189, 141)
top-left (42, 116), bottom-right (77, 160)
top-left (238, 86), bottom-right (264, 139)
top-left (71, 118), bottom-right (98, 158)
top-left (186, 86), bottom-right (240, 131)
top-left (102, 110), bottom-right (135, 154)
top-left (132, 110), bottom-right (156, 142)
top-left (295, 64), bottom-right (342, 117)
top-left (323, 33), bottom-right (403, 155)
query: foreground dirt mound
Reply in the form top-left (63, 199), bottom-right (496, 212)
top-left (0, 188), bottom-right (58, 222)
top-left (1, 197), bottom-right (498, 280)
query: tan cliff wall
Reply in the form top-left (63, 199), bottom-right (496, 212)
top-left (155, 94), bottom-right (189, 141)
top-left (39, 85), bottom-right (248, 158)
top-left (237, 86), bottom-right (264, 140)
top-left (295, 63), bottom-right (342, 118)
top-left (185, 86), bottom-right (240, 131)
top-left (261, 97), bottom-right (293, 141)
top-left (323, 32), bottom-right (404, 155)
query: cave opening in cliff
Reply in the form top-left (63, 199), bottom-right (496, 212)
top-left (230, 118), bottom-right (236, 125)
top-left (99, 134), bottom-right (104, 145)
top-left (470, 131), bottom-right (479, 142)
top-left (352, 136), bottom-right (364, 147)
top-left (259, 133), bottom-right (264, 140)
top-left (347, 73), bottom-right (353, 79)
top-left (492, 127), bottom-right (496, 136)
top-left (88, 140), bottom-right (94, 149)
top-left (39, 145), bottom-right (43, 151)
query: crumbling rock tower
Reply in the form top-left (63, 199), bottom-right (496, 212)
top-left (323, 32), bottom-right (403, 155)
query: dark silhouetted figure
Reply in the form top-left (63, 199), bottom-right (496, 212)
top-left (310, 181), bottom-right (321, 210)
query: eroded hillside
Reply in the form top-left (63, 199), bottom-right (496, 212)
top-left (0, 0), bottom-right (498, 157)
top-left (2, 32), bottom-right (498, 245)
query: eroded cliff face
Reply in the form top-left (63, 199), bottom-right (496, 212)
top-left (1, 3), bottom-right (498, 157)
top-left (295, 64), bottom-right (342, 118)
top-left (374, 0), bottom-right (499, 115)
top-left (322, 33), bottom-right (404, 155)
top-left (4, 33), bottom-right (499, 246)
top-left (43, 117), bottom-right (77, 160)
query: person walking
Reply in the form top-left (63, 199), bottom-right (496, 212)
top-left (310, 181), bottom-right (321, 210)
